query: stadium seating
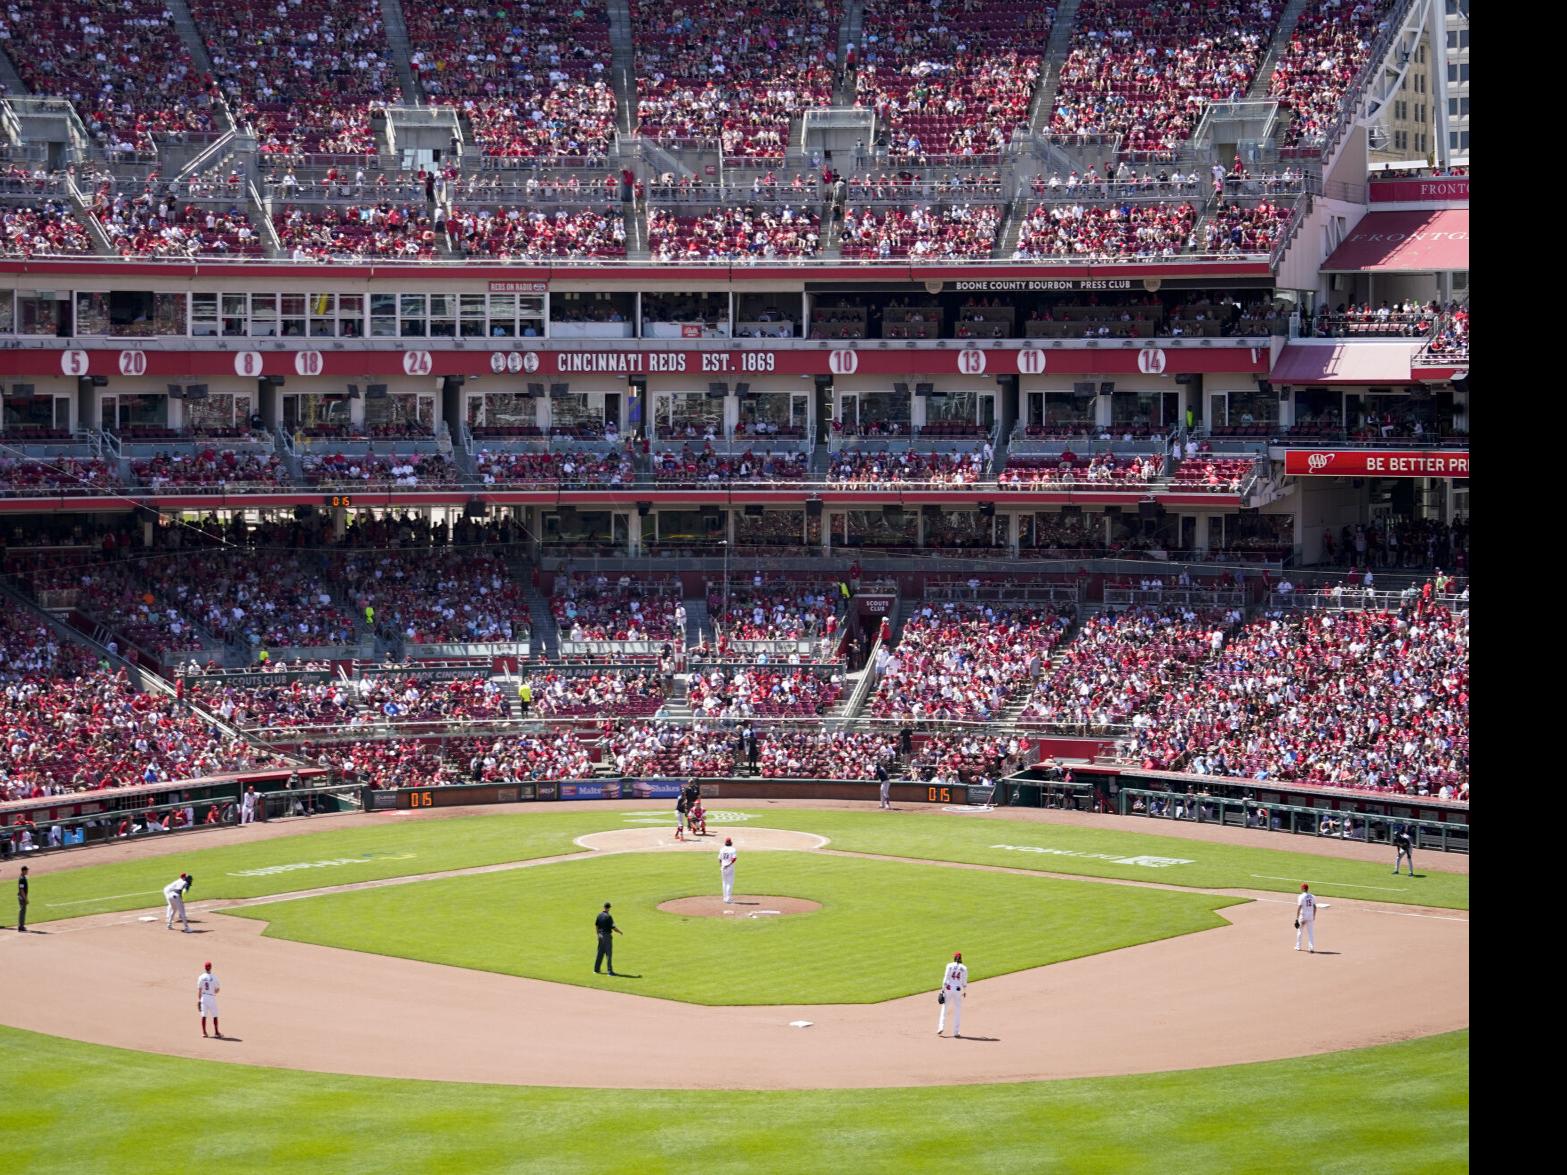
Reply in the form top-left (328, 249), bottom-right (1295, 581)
top-left (1271, 0), bottom-right (1395, 150)
top-left (649, 206), bottom-right (821, 261)
top-left (447, 206), bottom-right (626, 259)
top-left (0, 201), bottom-right (95, 256)
top-left (840, 204), bottom-right (1002, 260)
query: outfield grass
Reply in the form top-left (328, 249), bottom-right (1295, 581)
top-left (227, 850), bottom-right (1240, 1003)
top-left (0, 1025), bottom-right (1469, 1174)
top-left (747, 810), bottom-right (1472, 910)
top-left (21, 807), bottom-right (1467, 926)
top-left (20, 812), bottom-right (623, 924)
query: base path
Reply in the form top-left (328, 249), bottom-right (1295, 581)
top-left (0, 818), bottom-right (1469, 1091)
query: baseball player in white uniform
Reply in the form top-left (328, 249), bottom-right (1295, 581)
top-left (719, 837), bottom-right (738, 903)
top-left (1295, 883), bottom-right (1318, 952)
top-left (164, 873), bottom-right (192, 931)
top-left (197, 961), bottom-right (222, 1038)
top-left (240, 786), bottom-right (258, 825)
top-left (936, 951), bottom-right (968, 1037)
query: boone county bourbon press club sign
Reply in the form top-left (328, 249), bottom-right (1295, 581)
top-left (1284, 450), bottom-right (1470, 478)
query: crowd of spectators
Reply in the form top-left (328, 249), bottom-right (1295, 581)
top-left (869, 602), bottom-right (1072, 721)
top-left (631, 0), bottom-right (838, 156)
top-left (521, 669), bottom-right (666, 717)
top-left (189, 0), bottom-right (400, 155)
top-left (1118, 603), bottom-right (1468, 798)
top-left (133, 449), bottom-right (289, 490)
top-left (1270, 0), bottom-right (1393, 149)
top-left (1169, 457), bottom-right (1253, 492)
top-left (0, 201), bottom-right (95, 256)
top-left (1421, 304), bottom-right (1468, 361)
top-left (1021, 606), bottom-right (1236, 727)
top-left (552, 573), bottom-right (682, 641)
top-left (687, 665), bottom-right (842, 718)
top-left (709, 579), bottom-right (837, 641)
top-left (0, 610), bottom-right (274, 801)
top-left (756, 728), bottom-right (900, 779)
top-left (474, 448), bottom-right (635, 487)
top-left (649, 206), bottom-right (821, 261)
top-left (1014, 201), bottom-right (1197, 259)
top-left (1320, 517), bottom-right (1467, 572)
top-left (329, 548), bottom-right (526, 644)
top-left (301, 451), bottom-right (460, 487)
top-left (854, 0), bottom-right (1052, 159)
top-left (910, 731), bottom-right (1026, 785)
top-left (1313, 300), bottom-right (1442, 339)
top-left (839, 204), bottom-right (1001, 259)
top-left (446, 206), bottom-right (626, 259)
top-left (0, 0), bottom-right (219, 152)
top-left (998, 452), bottom-right (1161, 489)
top-left (275, 205), bottom-right (440, 260)
top-left (652, 445), bottom-right (809, 484)
top-left (1199, 200), bottom-right (1295, 255)
top-left (828, 448), bottom-right (986, 486)
top-left (95, 192), bottom-right (262, 257)
top-left (0, 458), bottom-right (120, 495)
top-left (1049, 0), bottom-right (1275, 158)
top-left (607, 721), bottom-right (736, 777)
top-left (404, 0), bottom-right (615, 157)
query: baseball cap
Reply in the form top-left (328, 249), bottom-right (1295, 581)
top-left (725, 837), bottom-right (733, 845)
top-left (1300, 883), bottom-right (1309, 891)
top-left (204, 961), bottom-right (212, 969)
top-left (953, 951), bottom-right (963, 961)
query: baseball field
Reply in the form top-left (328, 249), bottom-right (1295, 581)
top-left (0, 801), bottom-right (1470, 1172)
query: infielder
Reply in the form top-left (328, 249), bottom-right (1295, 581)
top-left (197, 961), bottom-right (222, 1038)
top-left (164, 872), bottom-right (193, 931)
top-left (1393, 827), bottom-right (1415, 875)
top-left (240, 785), bottom-right (259, 825)
top-left (936, 951), bottom-right (968, 1037)
top-left (1294, 883), bottom-right (1318, 952)
top-left (719, 837), bottom-right (738, 903)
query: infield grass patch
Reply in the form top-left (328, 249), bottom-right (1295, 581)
top-left (0, 1026), bottom-right (1469, 1174)
top-left (227, 851), bottom-right (1241, 1004)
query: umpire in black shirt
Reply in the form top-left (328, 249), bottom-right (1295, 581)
top-left (16, 865), bottom-right (27, 933)
top-left (594, 902), bottom-right (622, 975)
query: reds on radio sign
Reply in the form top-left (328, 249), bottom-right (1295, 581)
top-left (1137, 347), bottom-right (1167, 375)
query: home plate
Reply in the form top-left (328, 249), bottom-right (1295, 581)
top-left (137, 916), bottom-right (159, 922)
top-left (789, 1020), bottom-right (813, 1029)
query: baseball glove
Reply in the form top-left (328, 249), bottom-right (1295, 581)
top-left (1293, 920), bottom-right (1300, 930)
top-left (938, 992), bottom-right (945, 1005)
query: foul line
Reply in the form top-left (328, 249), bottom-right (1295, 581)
top-left (46, 889), bottom-right (163, 908)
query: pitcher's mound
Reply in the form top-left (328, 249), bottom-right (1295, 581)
top-left (658, 895), bottom-right (821, 918)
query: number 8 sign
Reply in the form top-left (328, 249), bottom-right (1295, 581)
top-left (234, 351), bottom-right (264, 377)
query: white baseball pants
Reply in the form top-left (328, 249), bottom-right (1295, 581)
top-left (167, 895), bottom-right (189, 930)
top-left (1295, 918), bottom-right (1315, 951)
top-left (937, 991), bottom-right (963, 1036)
top-left (721, 867), bottom-right (734, 903)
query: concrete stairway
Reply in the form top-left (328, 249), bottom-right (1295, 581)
top-left (163, 0), bottom-right (220, 81)
top-left (835, 0), bottom-right (867, 106)
top-left (606, 0), bottom-right (638, 136)
top-left (378, 0), bottom-right (422, 103)
top-left (681, 596), bottom-right (710, 649)
top-left (1247, 0), bottom-right (1313, 101)
top-left (0, 46), bottom-right (30, 97)
top-left (1027, 0), bottom-right (1084, 133)
top-left (523, 584), bottom-right (560, 658)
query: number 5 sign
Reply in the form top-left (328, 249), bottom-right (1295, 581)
top-left (60, 350), bottom-right (89, 376)
top-left (403, 350), bottom-right (433, 376)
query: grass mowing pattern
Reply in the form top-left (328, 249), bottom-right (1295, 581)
top-left (0, 1025), bottom-right (1469, 1174)
top-left (227, 851), bottom-right (1242, 1004)
top-left (22, 812), bottom-right (626, 923)
top-left (746, 810), bottom-right (1471, 910)
top-left (22, 808), bottom-right (1467, 927)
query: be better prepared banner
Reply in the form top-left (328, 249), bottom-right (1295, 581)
top-left (1284, 450), bottom-right (1469, 478)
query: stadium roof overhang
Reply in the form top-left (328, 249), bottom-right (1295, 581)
top-left (1320, 210), bottom-right (1469, 273)
top-left (1271, 342), bottom-right (1422, 385)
